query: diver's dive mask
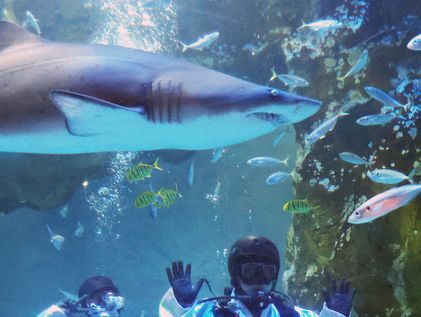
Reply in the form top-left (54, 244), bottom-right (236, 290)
top-left (240, 263), bottom-right (276, 285)
top-left (87, 292), bottom-right (124, 317)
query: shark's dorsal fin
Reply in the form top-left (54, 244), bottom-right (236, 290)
top-left (0, 20), bottom-right (44, 50)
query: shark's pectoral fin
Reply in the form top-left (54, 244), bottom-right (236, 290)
top-left (49, 90), bottom-right (146, 137)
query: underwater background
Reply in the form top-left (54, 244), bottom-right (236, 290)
top-left (0, 0), bottom-right (419, 316)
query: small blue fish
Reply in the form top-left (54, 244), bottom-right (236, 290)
top-left (356, 113), bottom-right (396, 126)
top-left (367, 169), bottom-right (415, 185)
top-left (364, 86), bottom-right (407, 109)
top-left (272, 131), bottom-right (286, 147)
top-left (188, 159), bottom-right (194, 187)
top-left (148, 183), bottom-right (158, 221)
top-left (46, 224), bottom-right (64, 251)
top-left (339, 152), bottom-right (374, 165)
top-left (23, 11), bottom-right (41, 35)
top-left (59, 204), bottom-right (69, 218)
top-left (211, 147), bottom-right (225, 163)
top-left (306, 113), bottom-right (349, 145)
top-left (266, 172), bottom-right (291, 185)
top-left (74, 221), bottom-right (84, 238)
top-left (247, 156), bottom-right (289, 167)
top-left (59, 289), bottom-right (79, 302)
top-left (407, 34), bottom-right (421, 51)
top-left (214, 181), bottom-right (221, 195)
top-left (270, 68), bottom-right (309, 88)
top-left (337, 50), bottom-right (368, 81)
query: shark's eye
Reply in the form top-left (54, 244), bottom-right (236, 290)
top-left (366, 206), bottom-right (371, 210)
top-left (355, 211), bottom-right (360, 216)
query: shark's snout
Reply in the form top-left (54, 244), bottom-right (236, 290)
top-left (246, 88), bottom-right (321, 124)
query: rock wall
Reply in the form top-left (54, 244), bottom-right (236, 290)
top-left (280, 0), bottom-right (421, 315)
top-left (0, 153), bottom-right (113, 213)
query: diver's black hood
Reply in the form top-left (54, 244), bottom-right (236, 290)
top-left (228, 236), bottom-right (280, 288)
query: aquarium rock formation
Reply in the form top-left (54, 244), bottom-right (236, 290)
top-left (0, 153), bottom-right (113, 213)
top-left (280, 0), bottom-right (421, 316)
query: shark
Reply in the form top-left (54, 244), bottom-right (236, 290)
top-left (0, 21), bottom-right (321, 154)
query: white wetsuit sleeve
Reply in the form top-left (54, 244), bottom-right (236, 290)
top-left (36, 305), bottom-right (67, 317)
top-left (294, 305), bottom-right (320, 317)
top-left (295, 302), bottom-right (346, 317)
top-left (319, 303), bottom-right (347, 317)
top-left (159, 287), bottom-right (196, 317)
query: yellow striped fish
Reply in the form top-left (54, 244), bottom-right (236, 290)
top-left (282, 199), bottom-right (316, 214)
top-left (127, 158), bottom-right (163, 181)
top-left (156, 184), bottom-right (181, 208)
top-left (134, 191), bottom-right (158, 208)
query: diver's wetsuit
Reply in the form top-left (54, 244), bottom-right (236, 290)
top-left (37, 305), bottom-right (89, 317)
top-left (159, 288), bottom-right (347, 317)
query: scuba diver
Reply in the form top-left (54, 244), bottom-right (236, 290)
top-left (160, 236), bottom-right (355, 317)
top-left (37, 275), bottom-right (125, 317)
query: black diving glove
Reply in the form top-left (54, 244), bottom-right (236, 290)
top-left (166, 261), bottom-right (205, 308)
top-left (59, 298), bottom-right (79, 313)
top-left (323, 279), bottom-right (356, 317)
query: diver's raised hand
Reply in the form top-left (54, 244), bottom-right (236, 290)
top-left (166, 261), bottom-right (205, 308)
top-left (323, 279), bottom-right (356, 317)
top-left (59, 298), bottom-right (78, 312)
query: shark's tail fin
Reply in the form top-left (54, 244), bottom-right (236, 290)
top-left (153, 158), bottom-right (163, 171)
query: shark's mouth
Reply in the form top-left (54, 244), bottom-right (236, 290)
top-left (247, 112), bottom-right (290, 125)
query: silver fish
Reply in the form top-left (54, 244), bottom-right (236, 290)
top-left (188, 159), bottom-right (194, 187)
top-left (348, 184), bottom-right (421, 224)
top-left (270, 68), bottom-right (309, 88)
top-left (247, 156), bottom-right (289, 167)
top-left (306, 113), bottom-right (349, 145)
top-left (367, 169), bottom-right (415, 185)
top-left (211, 147), bottom-right (225, 163)
top-left (297, 19), bottom-right (341, 31)
top-left (266, 172), bottom-right (291, 185)
top-left (23, 11), bottom-right (41, 35)
top-left (46, 224), bottom-right (64, 251)
top-left (179, 32), bottom-right (220, 52)
top-left (407, 34), bottom-right (421, 51)
top-left (364, 86), bottom-right (407, 109)
top-left (339, 152), bottom-right (374, 165)
top-left (356, 113), bottom-right (396, 126)
top-left (272, 131), bottom-right (286, 147)
top-left (337, 50), bottom-right (369, 81)
top-left (74, 221), bottom-right (84, 238)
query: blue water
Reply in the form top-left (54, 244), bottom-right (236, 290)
top-left (0, 0), bottom-right (419, 316)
